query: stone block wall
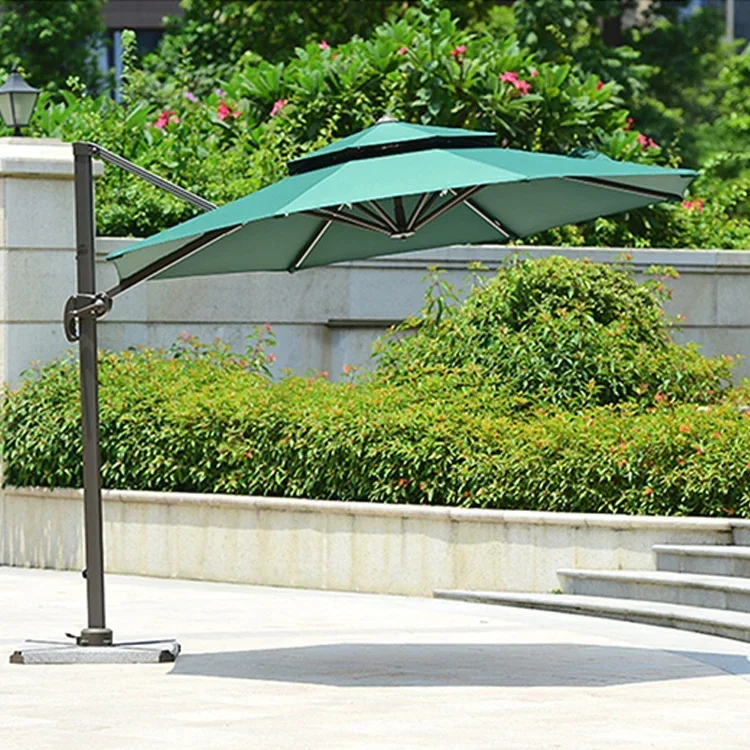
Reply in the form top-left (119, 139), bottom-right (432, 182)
top-left (96, 240), bottom-right (750, 382)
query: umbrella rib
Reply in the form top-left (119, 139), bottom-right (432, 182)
top-left (564, 176), bottom-right (681, 202)
top-left (412, 185), bottom-right (484, 232)
top-left (354, 201), bottom-right (399, 233)
top-left (105, 224), bottom-right (243, 299)
top-left (305, 207), bottom-right (392, 236)
top-left (393, 196), bottom-right (407, 232)
top-left (406, 192), bottom-right (439, 232)
top-left (365, 200), bottom-right (400, 234)
top-left (448, 189), bottom-right (516, 240)
top-left (290, 217), bottom-right (334, 272)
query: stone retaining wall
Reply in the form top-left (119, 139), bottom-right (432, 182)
top-left (2, 486), bottom-right (743, 595)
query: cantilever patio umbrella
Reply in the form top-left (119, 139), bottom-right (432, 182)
top-left (19, 117), bottom-right (697, 662)
top-left (105, 119), bottom-right (696, 286)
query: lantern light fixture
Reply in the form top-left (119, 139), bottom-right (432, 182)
top-left (0, 68), bottom-right (39, 136)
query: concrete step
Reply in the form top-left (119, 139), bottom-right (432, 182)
top-left (558, 568), bottom-right (750, 613)
top-left (433, 589), bottom-right (750, 643)
top-left (732, 521), bottom-right (750, 546)
top-left (654, 544), bottom-right (750, 578)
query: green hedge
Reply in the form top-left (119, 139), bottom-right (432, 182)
top-left (3, 346), bottom-right (750, 517)
top-left (3, 259), bottom-right (745, 517)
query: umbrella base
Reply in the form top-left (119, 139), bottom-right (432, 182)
top-left (9, 638), bottom-right (180, 664)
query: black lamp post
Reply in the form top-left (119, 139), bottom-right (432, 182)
top-left (0, 69), bottom-right (39, 136)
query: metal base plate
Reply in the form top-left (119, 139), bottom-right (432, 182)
top-left (10, 639), bottom-right (180, 665)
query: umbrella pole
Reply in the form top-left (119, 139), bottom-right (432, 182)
top-left (11, 143), bottom-right (219, 662)
top-left (63, 142), bottom-right (220, 648)
top-left (73, 144), bottom-right (112, 647)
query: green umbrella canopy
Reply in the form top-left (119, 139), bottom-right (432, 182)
top-left (106, 119), bottom-right (697, 287)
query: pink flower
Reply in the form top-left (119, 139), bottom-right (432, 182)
top-left (319, 40), bottom-right (329, 50)
top-left (217, 100), bottom-right (241, 121)
top-left (682, 199), bottom-right (704, 212)
top-left (215, 88), bottom-right (227, 98)
top-left (449, 44), bottom-right (467, 60)
top-left (264, 322), bottom-right (273, 332)
top-left (500, 71), bottom-right (531, 95)
top-left (396, 46), bottom-right (408, 55)
top-left (270, 98), bottom-right (287, 117)
top-left (529, 68), bottom-right (538, 78)
top-left (183, 91), bottom-right (197, 103)
top-left (267, 353), bottom-right (276, 363)
top-left (636, 133), bottom-right (656, 149)
top-left (515, 79), bottom-right (532, 95)
top-left (623, 117), bottom-right (635, 131)
top-left (153, 109), bottom-right (179, 129)
top-left (217, 101), bottom-right (231, 120)
top-left (596, 80), bottom-right (605, 90)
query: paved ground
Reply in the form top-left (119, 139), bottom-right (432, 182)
top-left (2, 568), bottom-right (750, 749)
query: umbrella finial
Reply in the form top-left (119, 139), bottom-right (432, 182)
top-left (376, 114), bottom-right (398, 125)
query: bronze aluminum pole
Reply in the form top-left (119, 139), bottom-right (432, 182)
top-left (73, 143), bottom-right (112, 647)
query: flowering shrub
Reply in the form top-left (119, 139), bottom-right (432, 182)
top-left (14, 3), bottom-right (747, 248)
top-left (2, 340), bottom-right (749, 517)
top-left (21, 7), bottom-right (657, 239)
top-left (374, 256), bottom-right (735, 410)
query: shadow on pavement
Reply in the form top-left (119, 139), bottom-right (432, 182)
top-left (169, 642), bottom-right (750, 687)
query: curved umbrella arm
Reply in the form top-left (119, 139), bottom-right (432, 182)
top-left (64, 142), bottom-right (223, 339)
top-left (75, 142), bottom-right (218, 212)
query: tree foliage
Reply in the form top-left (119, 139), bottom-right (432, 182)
top-left (0, 0), bottom-right (105, 92)
top-left (150, 0), bottom-right (406, 87)
top-left (12, 0), bottom-right (750, 249)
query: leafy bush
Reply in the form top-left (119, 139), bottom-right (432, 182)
top-left (2, 256), bottom-right (745, 517)
top-left (374, 256), bottom-right (735, 410)
top-left (2, 341), bottom-right (750, 517)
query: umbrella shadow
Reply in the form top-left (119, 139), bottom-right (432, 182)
top-left (169, 642), bottom-right (750, 688)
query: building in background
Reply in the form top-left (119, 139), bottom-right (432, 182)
top-left (687, 0), bottom-right (750, 42)
top-left (98, 0), bottom-right (182, 94)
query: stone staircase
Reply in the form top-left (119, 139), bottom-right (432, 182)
top-left (435, 526), bottom-right (750, 642)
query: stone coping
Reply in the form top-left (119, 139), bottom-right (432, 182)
top-left (7, 486), bottom-right (738, 532)
top-left (0, 138), bottom-right (104, 179)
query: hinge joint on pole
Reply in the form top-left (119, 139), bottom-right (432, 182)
top-left (63, 292), bottom-right (113, 342)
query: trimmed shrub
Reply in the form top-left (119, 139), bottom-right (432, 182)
top-left (374, 256), bottom-right (735, 410)
top-left (0, 258), bottom-right (741, 516)
top-left (2, 348), bottom-right (750, 517)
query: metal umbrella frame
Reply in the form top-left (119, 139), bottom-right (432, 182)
top-left (46, 120), bottom-right (697, 653)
